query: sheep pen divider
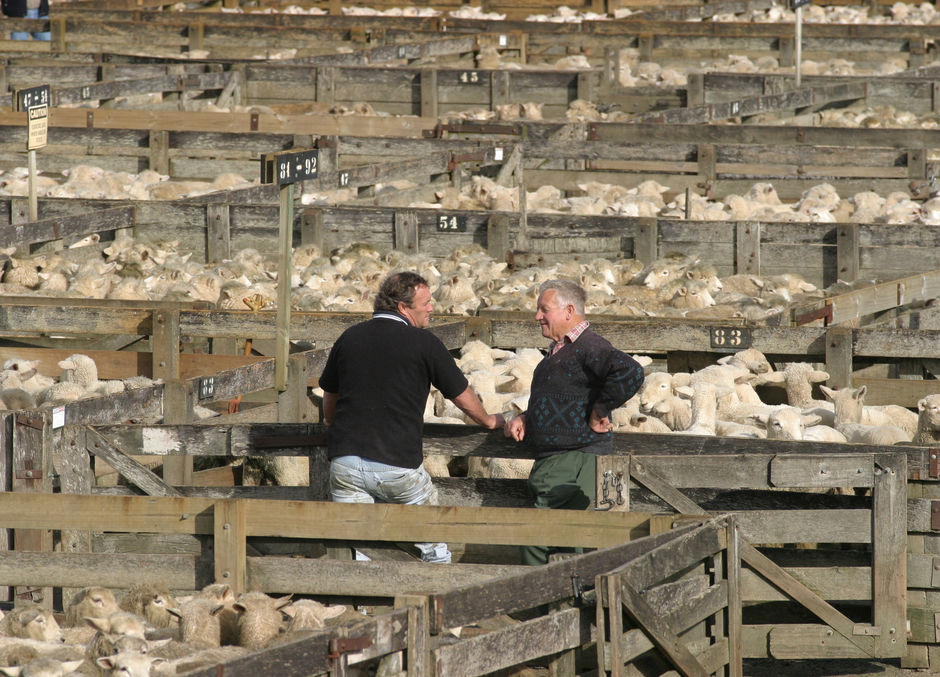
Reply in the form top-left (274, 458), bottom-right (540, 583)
top-left (0, 493), bottom-right (740, 677)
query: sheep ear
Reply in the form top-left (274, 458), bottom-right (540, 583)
top-left (209, 605), bottom-right (225, 617)
top-left (675, 385), bottom-right (694, 399)
top-left (919, 398), bottom-right (927, 411)
top-left (85, 616), bottom-right (110, 632)
top-left (322, 605), bottom-right (347, 620)
top-left (747, 413), bottom-right (768, 426)
top-left (716, 355), bottom-right (731, 365)
top-left (275, 594), bottom-right (294, 610)
top-left (167, 608), bottom-right (183, 619)
top-left (19, 609), bottom-right (40, 624)
top-left (810, 370), bottom-right (830, 382)
top-left (233, 603), bottom-right (247, 614)
top-left (801, 414), bottom-right (822, 426)
top-left (757, 371), bottom-right (785, 385)
top-left (855, 385), bottom-right (867, 400)
top-left (96, 657), bottom-right (116, 670)
top-left (819, 385), bottom-right (835, 400)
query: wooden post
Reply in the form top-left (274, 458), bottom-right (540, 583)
top-left (491, 71), bottom-right (510, 109)
top-left (577, 71), bottom-right (594, 103)
top-left (301, 208), bottom-right (325, 251)
top-left (214, 500), bottom-right (246, 595)
top-left (420, 69), bottom-right (438, 118)
top-left (395, 595), bottom-right (430, 677)
top-left (872, 452), bottom-right (908, 657)
top-left (149, 130), bottom-right (170, 175)
top-left (394, 210), bottom-right (419, 254)
top-left (606, 574), bottom-right (624, 676)
top-left (49, 17), bottom-right (65, 53)
top-left (825, 326), bottom-right (854, 389)
top-left (12, 411), bottom-right (53, 608)
top-left (0, 413), bottom-right (10, 602)
top-left (603, 47), bottom-right (619, 86)
top-left (275, 183), bottom-right (294, 393)
top-left (487, 214), bottom-right (511, 261)
top-left (686, 72), bottom-right (705, 107)
top-left (836, 223), bottom-right (860, 282)
top-left (637, 34), bottom-right (654, 62)
top-left (633, 217), bottom-right (658, 265)
top-left (735, 221), bottom-right (761, 276)
top-left (153, 310), bottom-right (191, 486)
top-left (726, 518), bottom-right (743, 677)
top-left (206, 203), bottom-right (231, 264)
top-left (54, 425), bottom-right (94, 606)
top-left (278, 354), bottom-right (309, 423)
top-left (908, 148), bottom-right (927, 180)
top-left (187, 22), bottom-right (205, 53)
top-left (316, 67), bottom-right (335, 107)
top-left (697, 144), bottom-right (716, 182)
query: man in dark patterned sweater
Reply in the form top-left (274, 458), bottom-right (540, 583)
top-left (505, 279), bottom-right (645, 565)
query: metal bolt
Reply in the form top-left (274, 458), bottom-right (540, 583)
top-left (23, 470), bottom-right (32, 478)
top-left (222, 571), bottom-right (230, 579)
top-left (180, 513), bottom-right (189, 520)
top-left (223, 523), bottom-right (230, 530)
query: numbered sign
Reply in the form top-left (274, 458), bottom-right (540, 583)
top-left (16, 85), bottom-right (50, 151)
top-left (16, 84), bottom-right (50, 112)
top-left (458, 71), bottom-right (482, 84)
top-left (709, 327), bottom-right (752, 351)
top-left (339, 171), bottom-right (351, 188)
top-left (261, 149), bottom-right (319, 185)
top-left (437, 214), bottom-right (466, 232)
top-left (198, 377), bottom-right (215, 400)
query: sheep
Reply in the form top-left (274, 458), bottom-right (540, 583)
top-left (95, 652), bottom-right (165, 677)
top-left (820, 385), bottom-right (918, 436)
top-left (0, 608), bottom-right (63, 643)
top-left (119, 585), bottom-right (179, 629)
top-left (64, 587), bottom-right (120, 628)
top-left (83, 613), bottom-right (147, 641)
top-left (0, 658), bottom-right (83, 677)
top-left (820, 386), bottom-right (910, 444)
top-left (231, 591), bottom-right (292, 650)
top-left (638, 372), bottom-right (692, 431)
top-left (913, 394), bottom-right (940, 445)
top-left (749, 406), bottom-right (846, 442)
top-left (757, 362), bottom-right (834, 425)
top-left (167, 599), bottom-right (224, 648)
top-left (281, 599), bottom-right (347, 632)
top-left (676, 381), bottom-right (725, 436)
top-left (83, 631), bottom-right (150, 676)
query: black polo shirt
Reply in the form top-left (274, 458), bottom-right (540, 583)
top-left (319, 313), bottom-right (469, 468)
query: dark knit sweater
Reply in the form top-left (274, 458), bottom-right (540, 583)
top-left (525, 329), bottom-right (644, 458)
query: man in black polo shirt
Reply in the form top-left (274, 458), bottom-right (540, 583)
top-left (319, 271), bottom-right (504, 563)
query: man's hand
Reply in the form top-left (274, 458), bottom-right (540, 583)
top-left (589, 410), bottom-right (614, 434)
top-left (505, 414), bottom-right (526, 441)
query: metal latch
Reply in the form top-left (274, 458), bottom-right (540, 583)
top-left (328, 636), bottom-right (371, 659)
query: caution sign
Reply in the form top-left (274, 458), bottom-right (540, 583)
top-left (27, 104), bottom-right (48, 150)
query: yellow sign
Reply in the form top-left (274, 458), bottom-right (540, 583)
top-left (27, 104), bottom-right (48, 150)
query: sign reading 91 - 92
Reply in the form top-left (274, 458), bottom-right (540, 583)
top-left (261, 149), bottom-right (319, 185)
top-left (16, 85), bottom-right (51, 151)
top-left (437, 214), bottom-right (466, 232)
top-left (709, 326), bottom-right (752, 351)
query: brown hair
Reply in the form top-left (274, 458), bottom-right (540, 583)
top-left (374, 271), bottom-right (429, 312)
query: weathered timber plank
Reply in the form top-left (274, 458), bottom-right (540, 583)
top-left (433, 607), bottom-right (590, 676)
top-left (0, 551), bottom-right (202, 590)
top-left (766, 624), bottom-right (875, 659)
top-left (741, 566), bottom-right (870, 602)
top-left (247, 556), bottom-right (526, 596)
top-left (432, 524), bottom-right (701, 631)
top-left (84, 426), bottom-right (181, 497)
top-left (180, 609), bottom-right (409, 677)
top-left (0, 206), bottom-right (134, 248)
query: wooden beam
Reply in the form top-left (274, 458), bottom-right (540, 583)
top-left (85, 427), bottom-right (181, 497)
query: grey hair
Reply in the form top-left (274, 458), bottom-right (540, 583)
top-left (538, 279), bottom-right (586, 316)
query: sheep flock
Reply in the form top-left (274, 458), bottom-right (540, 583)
top-left (0, 583), bottom-right (354, 676)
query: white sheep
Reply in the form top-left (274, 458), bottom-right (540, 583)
top-left (913, 394), bottom-right (940, 445)
top-left (638, 372), bottom-right (692, 431)
top-left (750, 406), bottom-right (846, 442)
top-left (0, 657), bottom-right (84, 677)
top-left (820, 385), bottom-right (910, 444)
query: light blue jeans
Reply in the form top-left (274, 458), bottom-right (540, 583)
top-left (12, 8), bottom-right (50, 41)
top-left (330, 455), bottom-right (451, 563)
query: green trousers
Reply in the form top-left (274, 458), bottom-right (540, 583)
top-left (521, 449), bottom-right (597, 566)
